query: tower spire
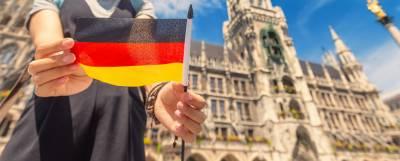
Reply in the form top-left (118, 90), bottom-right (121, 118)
top-left (329, 26), bottom-right (359, 64)
top-left (329, 26), bottom-right (350, 55)
top-left (328, 26), bottom-right (368, 84)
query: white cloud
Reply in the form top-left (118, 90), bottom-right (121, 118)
top-left (151, 0), bottom-right (224, 18)
top-left (361, 40), bottom-right (400, 98)
top-left (297, 0), bottom-right (334, 27)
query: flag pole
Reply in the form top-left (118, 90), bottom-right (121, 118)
top-left (180, 4), bottom-right (193, 161)
top-left (183, 4), bottom-right (193, 91)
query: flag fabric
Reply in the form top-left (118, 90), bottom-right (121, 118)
top-left (71, 18), bottom-right (188, 87)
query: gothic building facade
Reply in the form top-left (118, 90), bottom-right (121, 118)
top-left (0, 0), bottom-right (399, 161)
top-left (0, 0), bottom-right (35, 153)
top-left (385, 94), bottom-right (400, 125)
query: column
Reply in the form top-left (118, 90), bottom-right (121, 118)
top-left (338, 113), bottom-right (348, 132)
top-left (355, 115), bottom-right (367, 132)
top-left (385, 23), bottom-right (400, 47)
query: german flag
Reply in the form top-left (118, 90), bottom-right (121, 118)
top-left (71, 18), bottom-right (188, 86)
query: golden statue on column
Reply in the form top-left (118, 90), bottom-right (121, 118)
top-left (367, 0), bottom-right (400, 47)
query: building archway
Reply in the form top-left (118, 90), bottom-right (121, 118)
top-left (186, 153), bottom-right (207, 161)
top-left (291, 125), bottom-right (319, 161)
top-left (220, 154), bottom-right (239, 161)
top-left (252, 156), bottom-right (267, 161)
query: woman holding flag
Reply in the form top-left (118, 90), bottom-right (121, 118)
top-left (0, 0), bottom-right (206, 161)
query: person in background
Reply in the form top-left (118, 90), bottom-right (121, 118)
top-left (0, 0), bottom-right (207, 161)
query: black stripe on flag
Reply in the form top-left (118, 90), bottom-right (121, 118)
top-left (74, 18), bottom-right (187, 43)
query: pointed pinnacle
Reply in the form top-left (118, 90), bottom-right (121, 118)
top-left (188, 4), bottom-right (193, 19)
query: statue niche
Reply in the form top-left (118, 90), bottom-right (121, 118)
top-left (261, 29), bottom-right (284, 65)
top-left (291, 125), bottom-right (319, 161)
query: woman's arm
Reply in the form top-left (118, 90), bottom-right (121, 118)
top-left (27, 9), bottom-right (93, 97)
top-left (29, 10), bottom-right (63, 48)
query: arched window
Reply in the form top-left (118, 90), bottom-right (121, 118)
top-left (0, 44), bottom-right (18, 64)
top-left (187, 154), bottom-right (207, 161)
top-left (282, 76), bottom-right (296, 94)
top-left (14, 16), bottom-right (26, 28)
top-left (0, 15), bottom-right (12, 25)
top-left (146, 156), bottom-right (156, 161)
top-left (271, 79), bottom-right (279, 93)
top-left (261, 30), bottom-right (284, 64)
top-left (221, 154), bottom-right (240, 161)
top-left (289, 99), bottom-right (304, 120)
top-left (253, 157), bottom-right (266, 161)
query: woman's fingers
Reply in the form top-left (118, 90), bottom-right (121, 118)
top-left (35, 76), bottom-right (69, 97)
top-left (177, 102), bottom-right (206, 124)
top-left (170, 82), bottom-right (206, 110)
top-left (182, 92), bottom-right (206, 110)
top-left (28, 52), bottom-right (76, 75)
top-left (32, 64), bottom-right (80, 86)
top-left (174, 109), bottom-right (202, 134)
top-left (174, 123), bottom-right (195, 143)
top-left (35, 38), bottom-right (74, 59)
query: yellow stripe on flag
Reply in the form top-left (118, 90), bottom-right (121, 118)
top-left (80, 63), bottom-right (183, 86)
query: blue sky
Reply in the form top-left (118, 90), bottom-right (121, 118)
top-left (152, 0), bottom-right (400, 97)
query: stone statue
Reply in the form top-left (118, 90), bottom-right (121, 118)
top-left (367, 0), bottom-right (387, 19)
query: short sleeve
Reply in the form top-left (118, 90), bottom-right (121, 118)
top-left (25, 0), bottom-right (61, 29)
top-left (133, 0), bottom-right (156, 18)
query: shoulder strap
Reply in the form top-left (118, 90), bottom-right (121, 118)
top-left (130, 0), bottom-right (144, 13)
top-left (53, 0), bottom-right (64, 9)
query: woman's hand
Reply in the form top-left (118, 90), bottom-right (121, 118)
top-left (155, 82), bottom-right (207, 142)
top-left (28, 38), bottom-right (93, 97)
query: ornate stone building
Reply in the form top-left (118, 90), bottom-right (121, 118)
top-left (0, 0), bottom-right (399, 161)
top-left (384, 94), bottom-right (400, 125)
top-left (0, 0), bottom-right (35, 153)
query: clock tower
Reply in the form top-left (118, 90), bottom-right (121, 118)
top-left (223, 0), bottom-right (329, 161)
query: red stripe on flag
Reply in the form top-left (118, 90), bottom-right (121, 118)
top-left (72, 42), bottom-right (184, 67)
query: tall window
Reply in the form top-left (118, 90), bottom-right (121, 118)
top-left (215, 127), bottom-right (228, 140)
top-left (234, 80), bottom-right (239, 95)
top-left (211, 99), bottom-right (217, 118)
top-left (219, 100), bottom-right (226, 118)
top-left (0, 115), bottom-right (12, 137)
top-left (240, 81), bottom-right (247, 96)
top-left (244, 103), bottom-right (250, 120)
top-left (217, 78), bottom-right (224, 94)
top-left (233, 79), bottom-right (248, 96)
top-left (210, 77), bottom-right (216, 93)
top-left (209, 76), bottom-right (224, 93)
top-left (272, 79), bottom-right (279, 93)
top-left (211, 99), bottom-right (226, 119)
top-left (0, 44), bottom-right (18, 64)
top-left (237, 102), bottom-right (251, 121)
top-left (190, 74), bottom-right (199, 90)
